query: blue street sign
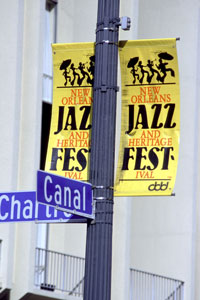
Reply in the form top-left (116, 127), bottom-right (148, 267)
top-left (0, 191), bottom-right (87, 223)
top-left (37, 170), bottom-right (94, 219)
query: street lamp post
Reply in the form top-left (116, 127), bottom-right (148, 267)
top-left (83, 0), bottom-right (120, 299)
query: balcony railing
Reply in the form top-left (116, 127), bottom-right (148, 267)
top-left (130, 268), bottom-right (184, 300)
top-left (35, 247), bottom-right (85, 297)
top-left (35, 248), bottom-right (184, 299)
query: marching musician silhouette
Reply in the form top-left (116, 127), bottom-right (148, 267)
top-left (147, 59), bottom-right (161, 83)
top-left (156, 58), bottom-right (175, 83)
top-left (156, 52), bottom-right (175, 83)
top-left (60, 56), bottom-right (95, 87)
top-left (138, 60), bottom-right (150, 84)
top-left (127, 52), bottom-right (175, 85)
top-left (70, 63), bottom-right (81, 86)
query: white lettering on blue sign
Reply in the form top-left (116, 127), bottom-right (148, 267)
top-left (37, 170), bottom-right (93, 219)
top-left (0, 191), bottom-right (85, 222)
top-left (43, 175), bottom-right (86, 211)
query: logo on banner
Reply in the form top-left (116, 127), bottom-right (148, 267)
top-left (59, 55), bottom-right (95, 87)
top-left (148, 181), bottom-right (169, 191)
top-left (127, 52), bottom-right (175, 85)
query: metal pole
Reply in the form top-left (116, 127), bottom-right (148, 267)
top-left (83, 0), bottom-right (120, 299)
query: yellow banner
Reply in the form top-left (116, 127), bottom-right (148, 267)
top-left (45, 43), bottom-right (95, 181)
top-left (115, 39), bottom-right (180, 196)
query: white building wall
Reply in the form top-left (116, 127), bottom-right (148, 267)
top-left (195, 20), bottom-right (200, 293)
top-left (9, 0), bottom-right (45, 299)
top-left (0, 0), bottom-right (25, 294)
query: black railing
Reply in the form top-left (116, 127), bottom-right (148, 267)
top-left (35, 248), bottom-right (185, 299)
top-left (130, 268), bottom-right (184, 300)
top-left (35, 247), bottom-right (85, 296)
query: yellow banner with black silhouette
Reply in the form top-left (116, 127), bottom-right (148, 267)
top-left (45, 43), bottom-right (94, 181)
top-left (115, 39), bottom-right (180, 196)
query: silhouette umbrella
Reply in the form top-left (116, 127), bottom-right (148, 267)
top-left (158, 52), bottom-right (174, 60)
top-left (89, 55), bottom-right (95, 62)
top-left (60, 59), bottom-right (72, 70)
top-left (127, 57), bottom-right (139, 68)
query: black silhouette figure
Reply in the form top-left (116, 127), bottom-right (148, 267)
top-left (131, 66), bottom-right (140, 84)
top-left (87, 55), bottom-right (95, 85)
top-left (62, 69), bottom-right (71, 86)
top-left (78, 62), bottom-right (92, 85)
top-left (88, 55), bottom-right (95, 76)
top-left (70, 63), bottom-right (81, 86)
top-left (127, 52), bottom-right (175, 85)
top-left (156, 52), bottom-right (175, 83)
top-left (60, 59), bottom-right (72, 86)
top-left (147, 59), bottom-right (161, 83)
top-left (138, 61), bottom-right (150, 84)
top-left (60, 56), bottom-right (95, 87)
top-left (127, 57), bottom-right (140, 84)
